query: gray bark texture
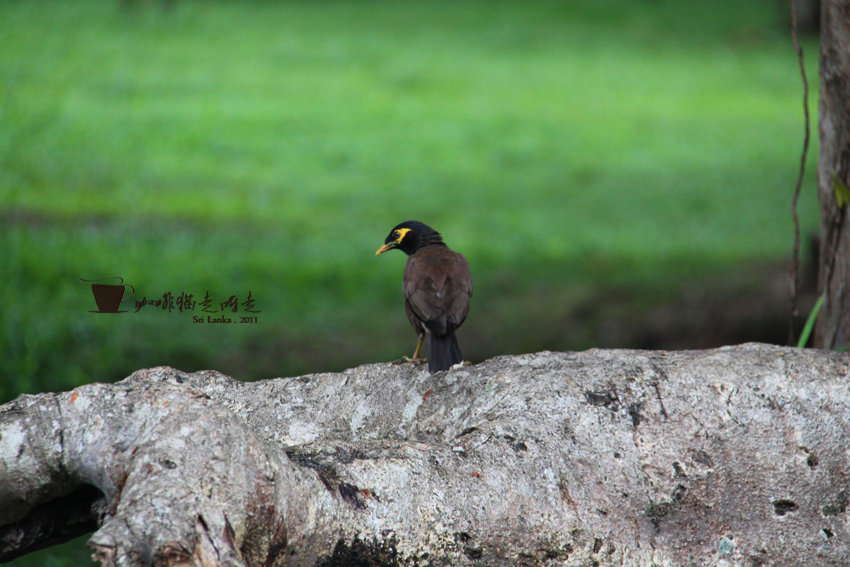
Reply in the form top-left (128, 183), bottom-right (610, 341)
top-left (1, 343), bottom-right (849, 566)
top-left (816, 0), bottom-right (850, 349)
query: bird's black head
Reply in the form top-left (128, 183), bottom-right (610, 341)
top-left (375, 221), bottom-right (443, 256)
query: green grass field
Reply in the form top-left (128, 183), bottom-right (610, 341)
top-left (1, 0), bottom-right (821, 392)
top-left (0, 0), bottom-right (823, 564)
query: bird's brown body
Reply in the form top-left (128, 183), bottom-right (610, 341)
top-left (376, 221), bottom-right (472, 372)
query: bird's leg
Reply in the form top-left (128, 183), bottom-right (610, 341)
top-left (396, 333), bottom-right (426, 365)
top-left (411, 334), bottom-right (424, 362)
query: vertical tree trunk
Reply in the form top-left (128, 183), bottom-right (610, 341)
top-left (815, 0), bottom-right (850, 349)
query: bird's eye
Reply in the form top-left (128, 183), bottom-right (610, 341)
top-left (392, 231), bottom-right (400, 239)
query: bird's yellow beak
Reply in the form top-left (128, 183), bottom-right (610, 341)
top-left (375, 242), bottom-right (395, 255)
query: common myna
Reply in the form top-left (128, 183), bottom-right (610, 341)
top-left (376, 221), bottom-right (473, 372)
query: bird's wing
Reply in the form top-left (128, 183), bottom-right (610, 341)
top-left (443, 252), bottom-right (472, 328)
top-left (403, 250), bottom-right (472, 335)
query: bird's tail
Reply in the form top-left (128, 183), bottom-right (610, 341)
top-left (428, 329), bottom-right (463, 372)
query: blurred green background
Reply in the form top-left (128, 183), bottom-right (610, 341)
top-left (0, 0), bottom-right (820, 562)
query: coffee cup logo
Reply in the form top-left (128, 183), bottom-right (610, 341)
top-left (80, 277), bottom-right (135, 313)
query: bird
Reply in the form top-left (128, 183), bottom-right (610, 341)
top-left (376, 221), bottom-right (472, 372)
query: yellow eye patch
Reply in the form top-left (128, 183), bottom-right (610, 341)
top-left (394, 228), bottom-right (412, 243)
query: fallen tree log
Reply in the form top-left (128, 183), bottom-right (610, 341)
top-left (1, 343), bottom-right (848, 566)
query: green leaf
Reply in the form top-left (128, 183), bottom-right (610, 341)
top-left (797, 292), bottom-right (824, 348)
top-left (835, 174), bottom-right (850, 208)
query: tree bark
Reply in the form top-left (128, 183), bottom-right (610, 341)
top-left (816, 0), bottom-right (850, 349)
top-left (1, 344), bottom-right (849, 566)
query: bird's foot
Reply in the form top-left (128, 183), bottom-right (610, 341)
top-left (393, 356), bottom-right (427, 366)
